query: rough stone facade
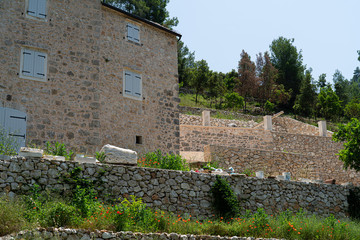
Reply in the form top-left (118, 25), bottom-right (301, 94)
top-left (0, 157), bottom-right (351, 219)
top-left (1, 228), bottom-right (278, 240)
top-left (205, 145), bottom-right (360, 185)
top-left (0, 0), bottom-right (180, 155)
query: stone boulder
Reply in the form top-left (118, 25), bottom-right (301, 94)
top-left (100, 144), bottom-right (137, 165)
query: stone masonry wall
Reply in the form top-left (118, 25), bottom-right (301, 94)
top-left (180, 114), bottom-right (257, 128)
top-left (273, 117), bottom-right (333, 137)
top-left (204, 145), bottom-right (360, 185)
top-left (0, 157), bottom-right (351, 219)
top-left (0, 0), bottom-right (179, 155)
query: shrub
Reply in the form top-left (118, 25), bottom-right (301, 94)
top-left (211, 175), bottom-right (240, 219)
top-left (41, 201), bottom-right (78, 227)
top-left (95, 151), bottom-right (106, 162)
top-left (45, 141), bottom-right (74, 160)
top-left (138, 150), bottom-right (189, 171)
top-left (0, 127), bottom-right (19, 156)
top-left (0, 197), bottom-right (29, 236)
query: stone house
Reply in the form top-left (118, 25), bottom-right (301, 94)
top-left (0, 0), bottom-right (181, 155)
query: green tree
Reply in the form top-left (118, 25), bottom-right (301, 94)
top-left (293, 69), bottom-right (317, 117)
top-left (189, 60), bottom-right (210, 104)
top-left (224, 69), bottom-right (238, 93)
top-left (358, 50), bottom-right (360, 61)
top-left (236, 50), bottom-right (258, 111)
top-left (104, 0), bottom-right (178, 28)
top-left (344, 98), bottom-right (360, 119)
top-left (224, 92), bottom-right (244, 111)
top-left (257, 52), bottom-right (278, 104)
top-left (317, 86), bottom-right (342, 120)
top-left (177, 40), bottom-right (195, 89)
top-left (333, 70), bottom-right (349, 106)
top-left (333, 118), bottom-right (360, 171)
top-left (269, 37), bottom-right (305, 108)
top-left (204, 71), bottom-right (226, 107)
top-left (317, 73), bottom-right (327, 91)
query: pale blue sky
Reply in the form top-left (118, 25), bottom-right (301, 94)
top-left (168, 0), bottom-right (360, 83)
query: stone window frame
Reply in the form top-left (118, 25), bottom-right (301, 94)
top-left (123, 69), bottom-right (143, 101)
top-left (25, 0), bottom-right (48, 21)
top-left (19, 47), bottom-right (48, 82)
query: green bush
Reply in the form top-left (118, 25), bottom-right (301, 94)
top-left (0, 127), bottom-right (19, 156)
top-left (0, 197), bottom-right (29, 236)
top-left (95, 151), bottom-right (106, 162)
top-left (41, 201), bottom-right (78, 227)
top-left (211, 175), bottom-right (240, 219)
top-left (45, 141), bottom-right (74, 160)
top-left (138, 150), bottom-right (189, 171)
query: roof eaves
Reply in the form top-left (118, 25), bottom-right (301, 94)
top-left (101, 1), bottom-right (182, 38)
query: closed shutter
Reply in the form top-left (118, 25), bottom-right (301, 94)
top-left (3, 108), bottom-right (27, 151)
top-left (133, 74), bottom-right (141, 97)
top-left (132, 25), bottom-right (140, 43)
top-left (34, 52), bottom-right (46, 79)
top-left (37, 0), bottom-right (47, 18)
top-left (22, 49), bottom-right (35, 77)
top-left (27, 0), bottom-right (37, 17)
top-left (124, 71), bottom-right (133, 95)
top-left (127, 24), bottom-right (134, 42)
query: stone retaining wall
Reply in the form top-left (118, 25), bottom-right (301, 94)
top-left (0, 228), bottom-right (276, 240)
top-left (0, 157), bottom-right (351, 219)
top-left (180, 114), bottom-right (257, 128)
top-left (273, 117), bottom-right (333, 137)
top-left (204, 145), bottom-right (360, 185)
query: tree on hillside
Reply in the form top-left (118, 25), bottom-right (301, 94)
top-left (333, 70), bottom-right (350, 106)
top-left (236, 50), bottom-right (258, 112)
top-left (269, 37), bottom-right (305, 109)
top-left (293, 69), bottom-right (317, 117)
top-left (204, 71), bottom-right (226, 107)
top-left (358, 50), bottom-right (360, 62)
top-left (317, 74), bottom-right (327, 91)
top-left (344, 98), bottom-right (360, 119)
top-left (189, 60), bottom-right (210, 104)
top-left (333, 118), bottom-right (360, 172)
top-left (317, 86), bottom-right (342, 120)
top-left (178, 40), bottom-right (195, 89)
top-left (104, 0), bottom-right (178, 28)
top-left (224, 69), bottom-right (238, 93)
top-left (257, 52), bottom-right (278, 104)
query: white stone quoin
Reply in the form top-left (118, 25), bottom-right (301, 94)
top-left (318, 120), bottom-right (327, 137)
top-left (100, 144), bottom-right (137, 165)
top-left (264, 115), bottom-right (272, 131)
top-left (202, 110), bottom-right (211, 126)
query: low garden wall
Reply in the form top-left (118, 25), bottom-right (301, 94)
top-left (272, 117), bottom-right (333, 136)
top-left (0, 227), bottom-right (276, 240)
top-left (204, 145), bottom-right (360, 185)
top-left (0, 156), bottom-right (351, 219)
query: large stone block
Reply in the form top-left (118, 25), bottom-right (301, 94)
top-left (100, 144), bottom-right (137, 165)
top-left (19, 147), bottom-right (43, 158)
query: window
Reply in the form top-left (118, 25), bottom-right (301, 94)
top-left (27, 0), bottom-right (47, 19)
top-left (20, 48), bottom-right (47, 82)
top-left (136, 136), bottom-right (143, 144)
top-left (123, 70), bottom-right (142, 100)
top-left (126, 23), bottom-right (140, 44)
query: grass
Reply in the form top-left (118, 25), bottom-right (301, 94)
top-left (1, 193), bottom-right (360, 239)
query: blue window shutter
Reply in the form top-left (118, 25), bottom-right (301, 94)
top-left (34, 52), bottom-right (46, 79)
top-left (22, 49), bottom-right (35, 77)
top-left (133, 25), bottom-right (140, 43)
top-left (4, 108), bottom-right (27, 150)
top-left (28, 0), bottom-right (38, 17)
top-left (133, 74), bottom-right (141, 97)
top-left (0, 108), bottom-right (5, 127)
top-left (124, 71), bottom-right (133, 95)
top-left (37, 0), bottom-right (47, 18)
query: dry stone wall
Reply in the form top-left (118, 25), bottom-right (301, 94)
top-left (205, 145), bottom-right (360, 185)
top-left (0, 156), bottom-right (351, 219)
top-left (273, 117), bottom-right (333, 136)
top-left (1, 228), bottom-right (277, 240)
top-left (180, 114), bottom-right (257, 128)
top-left (0, 0), bottom-right (179, 155)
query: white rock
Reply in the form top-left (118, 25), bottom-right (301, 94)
top-left (100, 144), bottom-right (137, 165)
top-left (75, 156), bottom-right (96, 164)
top-left (19, 147), bottom-right (43, 158)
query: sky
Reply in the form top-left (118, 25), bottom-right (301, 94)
top-left (167, 0), bottom-right (360, 83)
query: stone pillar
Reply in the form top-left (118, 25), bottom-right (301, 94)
top-left (202, 110), bottom-right (211, 126)
top-left (318, 120), bottom-right (327, 137)
top-left (264, 115), bottom-right (272, 131)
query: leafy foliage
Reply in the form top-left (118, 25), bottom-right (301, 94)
top-left (45, 141), bottom-right (74, 160)
top-left (95, 151), bottom-right (107, 163)
top-left (189, 60), bottom-right (210, 104)
top-left (293, 69), bottom-right (317, 117)
top-left (138, 150), bottom-right (189, 171)
top-left (333, 118), bottom-right (360, 172)
top-left (0, 127), bottom-right (19, 156)
top-left (0, 197), bottom-right (29, 236)
top-left (317, 86), bottom-right (342, 120)
top-left (344, 98), bottom-right (360, 119)
top-left (211, 175), bottom-right (240, 219)
top-left (224, 92), bottom-right (244, 110)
